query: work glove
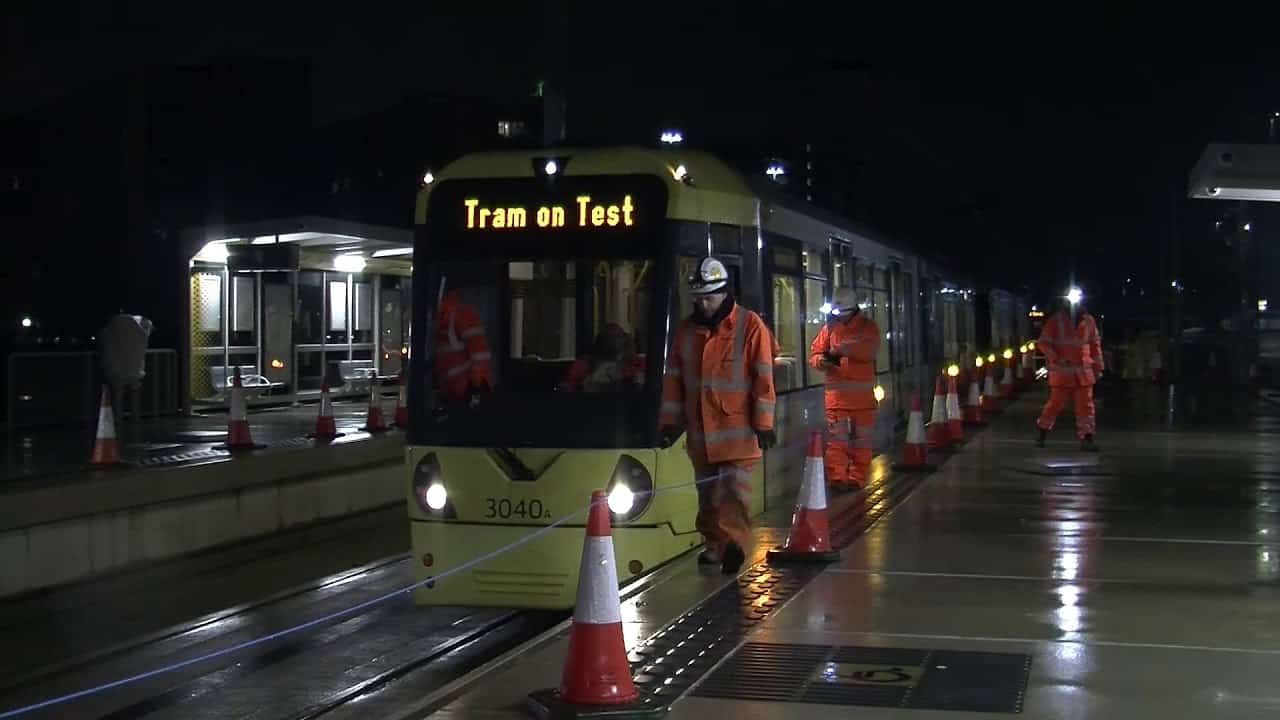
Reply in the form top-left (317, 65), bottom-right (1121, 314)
top-left (756, 428), bottom-right (777, 450)
top-left (658, 425), bottom-right (683, 447)
top-left (822, 350), bottom-right (841, 366)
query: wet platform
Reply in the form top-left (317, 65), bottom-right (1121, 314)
top-left (426, 382), bottom-right (1280, 719)
top-left (0, 394), bottom-right (407, 599)
top-left (1, 395), bottom-right (400, 483)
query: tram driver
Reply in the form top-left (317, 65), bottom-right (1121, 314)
top-left (559, 323), bottom-right (644, 392)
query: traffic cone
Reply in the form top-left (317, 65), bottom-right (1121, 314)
top-left (964, 370), bottom-right (986, 426)
top-left (926, 375), bottom-right (949, 450)
top-left (946, 373), bottom-right (965, 444)
top-left (361, 379), bottom-right (388, 433)
top-left (394, 372), bottom-right (409, 428)
top-left (221, 368), bottom-right (263, 450)
top-left (893, 391), bottom-right (936, 472)
top-left (1000, 361), bottom-right (1015, 400)
top-left (528, 491), bottom-right (664, 718)
top-left (982, 365), bottom-right (1001, 414)
top-left (769, 431), bottom-right (840, 563)
top-left (308, 380), bottom-right (343, 441)
top-left (89, 386), bottom-right (127, 467)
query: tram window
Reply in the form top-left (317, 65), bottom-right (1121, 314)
top-left (872, 290), bottom-right (891, 371)
top-left (832, 242), bottom-right (852, 289)
top-left (942, 300), bottom-right (959, 360)
top-left (801, 249), bottom-right (820, 275)
top-left (709, 224), bottom-right (742, 255)
top-left (901, 272), bottom-right (914, 369)
top-left (803, 277), bottom-right (826, 387)
top-left (833, 259), bottom-right (849, 289)
top-left (772, 275), bottom-right (801, 391)
top-left (855, 261), bottom-right (873, 288)
top-left (772, 246), bottom-right (801, 272)
top-left (425, 256), bottom-right (661, 448)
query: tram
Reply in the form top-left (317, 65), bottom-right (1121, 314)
top-left (405, 146), bottom-right (1024, 609)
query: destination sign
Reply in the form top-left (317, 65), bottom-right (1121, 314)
top-left (421, 174), bottom-right (668, 258)
top-left (463, 194), bottom-right (637, 230)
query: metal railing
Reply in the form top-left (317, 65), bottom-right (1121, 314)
top-left (5, 349), bottom-right (180, 430)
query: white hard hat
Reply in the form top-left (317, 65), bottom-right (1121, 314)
top-left (829, 288), bottom-right (869, 315)
top-left (687, 257), bottom-right (730, 295)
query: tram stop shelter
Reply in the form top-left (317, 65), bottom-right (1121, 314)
top-left (180, 217), bottom-right (413, 411)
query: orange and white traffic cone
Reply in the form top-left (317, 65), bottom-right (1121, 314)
top-left (893, 391), bottom-right (935, 472)
top-left (394, 373), bottom-right (409, 428)
top-left (308, 380), bottom-right (343, 441)
top-left (222, 368), bottom-right (262, 450)
top-left (1000, 360), bottom-right (1015, 400)
top-left (964, 370), bottom-right (986, 426)
top-left (89, 386), bottom-right (127, 467)
top-left (926, 375), bottom-right (949, 450)
top-left (981, 365), bottom-right (1001, 414)
top-left (946, 373), bottom-right (965, 444)
top-left (769, 431), bottom-right (839, 563)
top-left (528, 491), bottom-right (663, 717)
top-left (361, 379), bottom-right (388, 433)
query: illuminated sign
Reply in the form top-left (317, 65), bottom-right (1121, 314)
top-left (463, 195), bottom-right (637, 230)
top-left (423, 174), bottom-right (667, 259)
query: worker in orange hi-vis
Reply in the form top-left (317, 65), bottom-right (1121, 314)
top-left (809, 288), bottom-right (880, 491)
top-left (659, 257), bottom-right (777, 575)
top-left (1035, 286), bottom-right (1104, 451)
top-left (435, 289), bottom-right (493, 405)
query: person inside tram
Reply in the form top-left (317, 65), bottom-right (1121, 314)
top-left (559, 322), bottom-right (644, 392)
top-left (434, 287), bottom-right (492, 407)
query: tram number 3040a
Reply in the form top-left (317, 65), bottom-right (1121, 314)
top-left (484, 498), bottom-right (551, 520)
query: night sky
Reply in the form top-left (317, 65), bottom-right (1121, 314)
top-left (4, 4), bottom-right (1278, 312)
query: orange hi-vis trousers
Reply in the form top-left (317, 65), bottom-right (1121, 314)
top-left (1036, 386), bottom-right (1097, 439)
top-left (691, 456), bottom-right (753, 557)
top-left (826, 408), bottom-right (875, 487)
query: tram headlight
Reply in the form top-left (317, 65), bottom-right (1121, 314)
top-left (425, 483), bottom-right (448, 511)
top-left (608, 484), bottom-right (635, 515)
top-left (606, 454), bottom-right (653, 523)
top-left (412, 452), bottom-right (456, 518)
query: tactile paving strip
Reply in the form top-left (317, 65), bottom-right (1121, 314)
top-left (132, 434), bottom-right (350, 468)
top-left (694, 643), bottom-right (1032, 713)
top-left (628, 472), bottom-right (927, 703)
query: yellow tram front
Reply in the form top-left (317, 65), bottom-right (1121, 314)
top-left (405, 148), bottom-right (762, 609)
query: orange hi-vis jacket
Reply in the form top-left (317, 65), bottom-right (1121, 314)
top-left (660, 303), bottom-right (776, 464)
top-left (1037, 309), bottom-right (1103, 388)
top-left (435, 291), bottom-right (492, 400)
top-left (809, 312), bottom-right (880, 410)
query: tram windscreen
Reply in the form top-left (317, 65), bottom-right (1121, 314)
top-left (420, 257), bottom-right (664, 448)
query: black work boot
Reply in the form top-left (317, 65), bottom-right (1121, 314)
top-left (1080, 434), bottom-right (1099, 452)
top-left (697, 549), bottom-right (720, 565)
top-left (1036, 428), bottom-right (1047, 448)
top-left (721, 542), bottom-right (745, 575)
